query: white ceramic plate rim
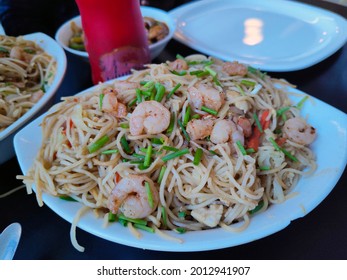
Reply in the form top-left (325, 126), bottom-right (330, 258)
top-left (54, 6), bottom-right (176, 58)
top-left (169, 0), bottom-right (347, 72)
top-left (0, 32), bottom-right (67, 141)
top-left (14, 80), bottom-right (347, 252)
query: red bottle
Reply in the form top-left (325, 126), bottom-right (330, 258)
top-left (75, 0), bottom-right (150, 84)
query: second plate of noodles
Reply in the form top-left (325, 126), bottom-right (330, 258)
top-left (17, 54), bottom-right (323, 252)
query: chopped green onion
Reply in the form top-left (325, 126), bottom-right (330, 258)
top-left (128, 98), bottom-right (137, 107)
top-left (151, 138), bottom-right (164, 145)
top-left (209, 150), bottom-right (219, 156)
top-left (269, 137), bottom-right (281, 151)
top-left (101, 149), bottom-right (118, 154)
top-left (259, 166), bottom-right (271, 171)
top-left (140, 90), bottom-right (152, 97)
top-left (132, 153), bottom-right (145, 159)
top-left (280, 147), bottom-right (299, 162)
top-left (201, 105), bottom-right (218, 116)
top-left (143, 80), bottom-right (154, 89)
top-left (176, 54), bottom-right (185, 60)
top-left (140, 80), bottom-right (149, 85)
top-left (118, 214), bottom-right (147, 226)
top-left (108, 212), bottom-right (117, 222)
top-left (183, 105), bottom-right (191, 126)
top-left (129, 159), bottom-right (144, 164)
top-left (136, 88), bottom-right (142, 103)
top-left (154, 83), bottom-right (166, 102)
top-left (0, 46), bottom-right (9, 53)
top-left (236, 84), bottom-right (246, 96)
top-left (191, 114), bottom-right (201, 119)
top-left (120, 135), bottom-right (131, 154)
top-left (241, 79), bottom-right (256, 87)
top-left (269, 137), bottom-right (299, 162)
top-left (166, 113), bottom-right (176, 134)
top-left (277, 106), bottom-right (291, 116)
top-left (193, 148), bottom-right (203, 166)
top-left (204, 65), bottom-right (217, 77)
top-left (137, 163), bottom-right (148, 170)
top-left (99, 93), bottom-right (104, 110)
top-left (247, 66), bottom-right (266, 79)
top-left (158, 166), bottom-right (166, 184)
top-left (246, 148), bottom-right (256, 154)
top-left (161, 206), bottom-right (168, 227)
top-left (253, 113), bottom-right (263, 133)
top-left (88, 135), bottom-right (110, 153)
top-left (204, 65), bottom-right (222, 86)
top-left (118, 219), bottom-right (128, 227)
top-left (162, 148), bottom-right (189, 162)
top-left (189, 70), bottom-right (209, 77)
top-left (177, 119), bottom-right (191, 142)
top-left (174, 227), bottom-right (186, 234)
top-left (249, 200), bottom-right (265, 215)
top-left (59, 195), bottom-right (77, 202)
top-left (119, 122), bottom-right (129, 129)
top-left (144, 144), bottom-right (152, 168)
top-left (188, 60), bottom-right (213, 66)
top-left (133, 223), bottom-right (155, 233)
top-left (296, 95), bottom-right (309, 109)
top-left (167, 83), bottom-right (181, 99)
top-left (145, 181), bottom-right (154, 208)
top-left (162, 145), bottom-right (179, 152)
top-left (236, 140), bottom-right (247, 156)
top-left (171, 70), bottom-right (187, 76)
top-left (178, 211), bottom-right (186, 219)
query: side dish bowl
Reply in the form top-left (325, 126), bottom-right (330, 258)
top-left (0, 32), bottom-right (67, 164)
top-left (54, 6), bottom-right (175, 61)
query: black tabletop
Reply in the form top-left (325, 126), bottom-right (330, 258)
top-left (1, 0), bottom-right (346, 260)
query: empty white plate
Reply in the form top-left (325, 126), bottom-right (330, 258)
top-left (169, 0), bottom-right (347, 71)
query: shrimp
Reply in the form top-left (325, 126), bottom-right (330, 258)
top-left (101, 87), bottom-right (127, 118)
top-left (210, 119), bottom-right (244, 145)
top-left (188, 83), bottom-right (224, 112)
top-left (186, 118), bottom-right (214, 141)
top-left (10, 46), bottom-right (33, 63)
top-left (168, 58), bottom-right (188, 72)
top-left (283, 117), bottom-right (316, 145)
top-left (113, 80), bottom-right (138, 92)
top-left (129, 100), bottom-right (170, 136)
top-left (222, 61), bottom-right (248, 76)
top-left (108, 175), bottom-right (159, 219)
top-left (236, 116), bottom-right (252, 138)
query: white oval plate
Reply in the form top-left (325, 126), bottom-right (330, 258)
top-left (169, 0), bottom-right (347, 71)
top-left (0, 32), bottom-right (67, 164)
top-left (14, 81), bottom-right (347, 251)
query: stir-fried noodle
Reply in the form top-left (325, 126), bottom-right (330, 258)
top-left (18, 54), bottom-right (317, 251)
top-left (0, 35), bottom-right (56, 132)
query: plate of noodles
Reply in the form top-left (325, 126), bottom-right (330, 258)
top-left (0, 32), bottom-right (67, 164)
top-left (14, 55), bottom-right (347, 252)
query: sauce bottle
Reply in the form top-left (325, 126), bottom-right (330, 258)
top-left (75, 0), bottom-right (150, 84)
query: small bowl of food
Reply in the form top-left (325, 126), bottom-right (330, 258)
top-left (55, 6), bottom-right (175, 61)
top-left (0, 32), bottom-right (67, 164)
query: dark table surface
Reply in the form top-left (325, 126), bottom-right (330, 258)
top-left (1, 0), bottom-right (346, 260)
